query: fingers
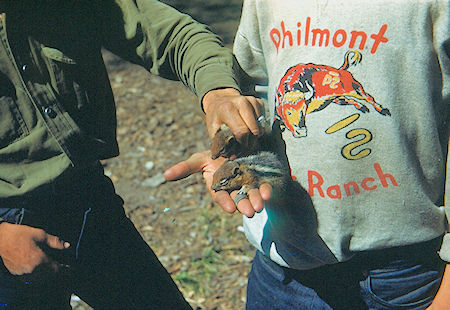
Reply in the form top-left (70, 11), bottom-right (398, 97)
top-left (17, 260), bottom-right (70, 284)
top-left (164, 161), bottom-right (198, 181)
top-left (203, 88), bottom-right (265, 142)
top-left (259, 183), bottom-right (272, 201)
top-left (213, 184), bottom-right (272, 218)
top-left (230, 188), bottom-right (263, 217)
top-left (213, 191), bottom-right (237, 214)
top-left (164, 151), bottom-right (210, 181)
top-left (46, 234), bottom-right (70, 250)
top-left (224, 96), bottom-right (264, 142)
top-left (239, 96), bottom-right (264, 137)
top-left (230, 190), bottom-right (258, 218)
top-left (247, 188), bottom-right (265, 213)
top-left (0, 224), bottom-right (70, 278)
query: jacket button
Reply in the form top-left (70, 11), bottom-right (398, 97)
top-left (22, 64), bottom-right (28, 72)
top-left (44, 107), bottom-right (57, 118)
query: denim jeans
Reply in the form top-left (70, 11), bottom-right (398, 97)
top-left (247, 241), bottom-right (444, 310)
top-left (0, 166), bottom-right (192, 310)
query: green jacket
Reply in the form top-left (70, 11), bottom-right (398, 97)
top-left (0, 0), bottom-right (239, 198)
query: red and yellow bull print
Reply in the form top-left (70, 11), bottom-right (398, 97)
top-left (274, 51), bottom-right (391, 138)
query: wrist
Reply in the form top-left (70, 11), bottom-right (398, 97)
top-left (0, 220), bottom-right (11, 234)
top-left (202, 88), bottom-right (241, 113)
top-left (0, 221), bottom-right (10, 253)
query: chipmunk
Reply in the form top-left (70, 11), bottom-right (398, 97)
top-left (210, 124), bottom-right (261, 159)
top-left (210, 113), bottom-right (270, 160)
top-left (211, 151), bottom-right (290, 194)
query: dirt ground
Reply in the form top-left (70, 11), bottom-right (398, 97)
top-left (72, 1), bottom-right (256, 309)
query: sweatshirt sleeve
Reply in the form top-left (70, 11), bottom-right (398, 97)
top-left (442, 138), bottom-right (450, 262)
top-left (431, 0), bottom-right (450, 262)
top-left (96, 0), bottom-right (240, 103)
top-left (232, 0), bottom-right (268, 94)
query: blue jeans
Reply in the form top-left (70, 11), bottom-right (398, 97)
top-left (247, 241), bottom-right (444, 310)
top-left (0, 166), bottom-right (192, 310)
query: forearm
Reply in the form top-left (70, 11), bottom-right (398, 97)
top-left (101, 0), bottom-right (240, 101)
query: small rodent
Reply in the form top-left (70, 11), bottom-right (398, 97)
top-left (211, 151), bottom-right (289, 194)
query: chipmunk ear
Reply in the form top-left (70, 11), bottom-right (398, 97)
top-left (232, 166), bottom-right (241, 177)
top-left (225, 135), bottom-right (235, 144)
top-left (223, 135), bottom-right (238, 153)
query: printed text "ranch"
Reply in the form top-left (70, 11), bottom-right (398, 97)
top-left (308, 163), bottom-right (398, 199)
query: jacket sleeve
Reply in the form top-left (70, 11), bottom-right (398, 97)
top-left (232, 0), bottom-right (268, 95)
top-left (431, 0), bottom-right (450, 262)
top-left (96, 0), bottom-right (240, 102)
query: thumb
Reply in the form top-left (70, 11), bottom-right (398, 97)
top-left (164, 151), bottom-right (210, 181)
top-left (46, 234), bottom-right (70, 250)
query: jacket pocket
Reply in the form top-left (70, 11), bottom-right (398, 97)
top-left (40, 46), bottom-right (87, 113)
top-left (0, 73), bottom-right (29, 149)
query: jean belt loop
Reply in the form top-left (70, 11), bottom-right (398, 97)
top-left (15, 208), bottom-right (25, 225)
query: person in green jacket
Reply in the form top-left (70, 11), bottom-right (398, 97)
top-left (0, 1), bottom-right (263, 309)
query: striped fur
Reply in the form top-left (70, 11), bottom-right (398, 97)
top-left (211, 151), bottom-right (288, 193)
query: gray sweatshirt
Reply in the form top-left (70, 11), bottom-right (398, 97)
top-left (234, 0), bottom-right (449, 269)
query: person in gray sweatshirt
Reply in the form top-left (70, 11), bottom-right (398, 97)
top-left (165, 0), bottom-right (449, 308)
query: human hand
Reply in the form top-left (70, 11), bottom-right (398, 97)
top-left (0, 222), bottom-right (70, 277)
top-left (202, 88), bottom-right (264, 147)
top-left (426, 300), bottom-right (450, 310)
top-left (164, 151), bottom-right (272, 218)
top-left (425, 264), bottom-right (450, 310)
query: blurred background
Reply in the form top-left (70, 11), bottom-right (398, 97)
top-left (71, 1), bottom-right (256, 309)
top-left (162, 0), bottom-right (243, 46)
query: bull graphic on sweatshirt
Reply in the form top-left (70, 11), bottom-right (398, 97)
top-left (274, 51), bottom-right (391, 138)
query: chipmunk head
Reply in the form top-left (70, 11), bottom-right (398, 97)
top-left (210, 125), bottom-right (239, 159)
top-left (211, 160), bottom-right (244, 192)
